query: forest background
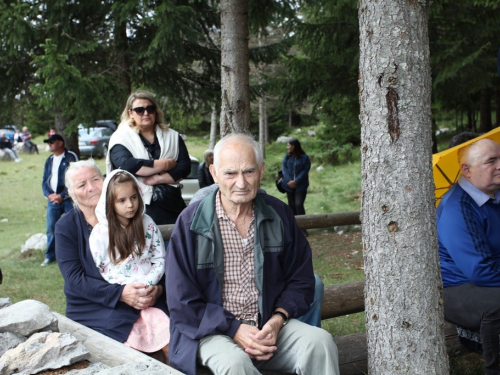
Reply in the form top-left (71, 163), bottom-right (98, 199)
top-left (1, 0), bottom-right (499, 150)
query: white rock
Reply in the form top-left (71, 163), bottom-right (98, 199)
top-left (0, 299), bottom-right (58, 336)
top-left (316, 165), bottom-right (324, 172)
top-left (21, 233), bottom-right (47, 253)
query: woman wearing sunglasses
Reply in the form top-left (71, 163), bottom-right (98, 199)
top-left (106, 90), bottom-right (191, 226)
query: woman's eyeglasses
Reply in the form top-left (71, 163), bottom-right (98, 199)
top-left (131, 105), bottom-right (155, 116)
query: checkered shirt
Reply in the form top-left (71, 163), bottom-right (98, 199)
top-left (215, 192), bottom-right (259, 324)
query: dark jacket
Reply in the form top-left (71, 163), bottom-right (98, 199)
top-left (166, 188), bottom-right (315, 375)
top-left (281, 153), bottom-right (311, 193)
top-left (0, 136), bottom-right (13, 150)
top-left (55, 209), bottom-right (169, 341)
top-left (42, 150), bottom-right (78, 200)
top-left (197, 161), bottom-right (215, 188)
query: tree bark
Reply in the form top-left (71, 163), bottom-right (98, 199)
top-left (209, 103), bottom-right (218, 150)
top-left (479, 88), bottom-right (492, 133)
top-left (220, 0), bottom-right (250, 137)
top-left (55, 111), bottom-right (79, 157)
top-left (358, 1), bottom-right (449, 374)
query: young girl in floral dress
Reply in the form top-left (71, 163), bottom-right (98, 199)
top-left (89, 169), bottom-right (170, 363)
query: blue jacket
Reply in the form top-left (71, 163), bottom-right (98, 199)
top-left (42, 150), bottom-right (78, 200)
top-left (437, 178), bottom-right (500, 287)
top-left (56, 209), bottom-right (169, 341)
top-left (281, 153), bottom-right (311, 193)
top-left (166, 189), bottom-right (315, 375)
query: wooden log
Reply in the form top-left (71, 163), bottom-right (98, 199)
top-left (158, 211), bottom-right (362, 241)
top-left (322, 281), bottom-right (365, 320)
top-left (55, 312), bottom-right (182, 374)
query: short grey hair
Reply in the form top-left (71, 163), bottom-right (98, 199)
top-left (213, 133), bottom-right (263, 170)
top-left (65, 160), bottom-right (103, 209)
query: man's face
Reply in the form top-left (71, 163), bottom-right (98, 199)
top-left (49, 140), bottom-right (64, 153)
top-left (462, 139), bottom-right (500, 197)
top-left (210, 141), bottom-right (264, 207)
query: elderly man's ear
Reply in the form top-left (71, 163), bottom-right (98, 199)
top-left (461, 163), bottom-right (471, 179)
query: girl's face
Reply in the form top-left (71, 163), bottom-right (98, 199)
top-left (113, 182), bottom-right (140, 226)
top-left (287, 143), bottom-right (294, 153)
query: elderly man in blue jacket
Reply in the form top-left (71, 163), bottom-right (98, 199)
top-left (166, 133), bottom-right (339, 375)
top-left (438, 138), bottom-right (500, 375)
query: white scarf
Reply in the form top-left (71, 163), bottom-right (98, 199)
top-left (106, 122), bottom-right (179, 205)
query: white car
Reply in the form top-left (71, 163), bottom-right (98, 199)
top-left (180, 156), bottom-right (201, 205)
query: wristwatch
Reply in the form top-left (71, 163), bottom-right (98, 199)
top-left (272, 311), bottom-right (288, 326)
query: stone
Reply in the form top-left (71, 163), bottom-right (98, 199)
top-left (0, 331), bottom-right (90, 375)
top-left (316, 165), bottom-right (324, 172)
top-left (334, 225), bottom-right (350, 234)
top-left (0, 331), bottom-right (25, 357)
top-left (276, 136), bottom-right (292, 143)
top-left (0, 298), bottom-right (12, 308)
top-left (21, 233), bottom-right (47, 253)
top-left (307, 129), bottom-right (316, 137)
top-left (66, 362), bottom-right (109, 374)
top-left (0, 299), bottom-right (58, 336)
top-left (96, 361), bottom-right (167, 375)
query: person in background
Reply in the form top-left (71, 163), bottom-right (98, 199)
top-left (0, 131), bottom-right (21, 162)
top-left (89, 169), bottom-right (170, 363)
top-left (107, 90), bottom-right (191, 226)
top-left (56, 160), bottom-right (169, 362)
top-left (48, 127), bottom-right (57, 137)
top-left (20, 126), bottom-right (39, 154)
top-left (197, 149), bottom-right (215, 188)
top-left (437, 139), bottom-right (500, 375)
top-left (13, 129), bottom-right (22, 146)
top-left (166, 133), bottom-right (338, 375)
top-left (41, 134), bottom-right (78, 266)
top-left (281, 138), bottom-right (311, 235)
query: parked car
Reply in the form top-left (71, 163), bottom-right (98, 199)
top-left (180, 156), bottom-right (200, 205)
top-left (3, 125), bottom-right (19, 133)
top-left (95, 120), bottom-right (118, 131)
top-left (78, 127), bottom-right (114, 159)
top-left (0, 128), bottom-right (15, 143)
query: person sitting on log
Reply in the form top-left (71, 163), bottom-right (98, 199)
top-left (437, 138), bottom-right (500, 375)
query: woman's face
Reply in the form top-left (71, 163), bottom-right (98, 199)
top-left (70, 167), bottom-right (103, 211)
top-left (287, 143), bottom-right (294, 153)
top-left (128, 98), bottom-right (156, 132)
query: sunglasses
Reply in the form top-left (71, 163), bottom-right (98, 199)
top-left (131, 105), bottom-right (155, 116)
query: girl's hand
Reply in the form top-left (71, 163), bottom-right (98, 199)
top-left (287, 180), bottom-right (297, 189)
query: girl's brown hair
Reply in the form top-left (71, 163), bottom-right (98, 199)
top-left (106, 172), bottom-right (146, 264)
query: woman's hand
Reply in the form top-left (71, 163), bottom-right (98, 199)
top-left (165, 158), bottom-right (177, 171)
top-left (287, 180), bottom-right (297, 189)
top-left (120, 283), bottom-right (160, 310)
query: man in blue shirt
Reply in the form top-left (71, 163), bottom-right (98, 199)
top-left (41, 134), bottom-right (78, 266)
top-left (437, 138), bottom-right (500, 375)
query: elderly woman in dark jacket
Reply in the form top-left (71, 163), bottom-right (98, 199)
top-left (55, 160), bottom-right (168, 357)
top-left (197, 149), bottom-right (215, 188)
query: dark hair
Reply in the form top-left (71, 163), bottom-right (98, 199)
top-left (448, 132), bottom-right (479, 148)
top-left (106, 172), bottom-right (146, 264)
top-left (288, 138), bottom-right (305, 157)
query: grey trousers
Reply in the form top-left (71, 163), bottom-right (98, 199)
top-left (198, 319), bottom-right (339, 375)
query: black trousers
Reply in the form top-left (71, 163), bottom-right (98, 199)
top-left (286, 190), bottom-right (307, 216)
top-left (443, 283), bottom-right (500, 375)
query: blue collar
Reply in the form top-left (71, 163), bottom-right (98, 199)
top-left (458, 175), bottom-right (500, 206)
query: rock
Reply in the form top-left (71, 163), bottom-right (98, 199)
top-left (276, 136), bottom-right (292, 143)
top-left (67, 362), bottom-right (109, 374)
top-left (334, 225), bottom-right (350, 234)
top-left (97, 361), bottom-right (166, 375)
top-left (316, 165), bottom-right (324, 172)
top-left (0, 298), bottom-right (11, 309)
top-left (295, 128), bottom-right (302, 133)
top-left (307, 129), bottom-right (316, 137)
top-left (21, 233), bottom-right (47, 253)
top-left (0, 332), bottom-right (25, 357)
top-left (0, 331), bottom-right (90, 375)
top-left (0, 218), bottom-right (7, 223)
top-left (0, 299), bottom-right (58, 336)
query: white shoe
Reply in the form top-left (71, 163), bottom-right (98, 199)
top-left (15, 159), bottom-right (21, 162)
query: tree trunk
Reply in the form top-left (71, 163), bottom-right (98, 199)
top-left (495, 84), bottom-right (500, 127)
top-left (479, 88), bottom-right (492, 133)
top-left (358, 1), bottom-right (449, 374)
top-left (113, 12), bottom-right (131, 94)
top-left (55, 111), bottom-right (79, 158)
top-left (259, 93), bottom-right (267, 158)
top-left (220, 0), bottom-right (250, 137)
top-left (209, 103), bottom-right (218, 150)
